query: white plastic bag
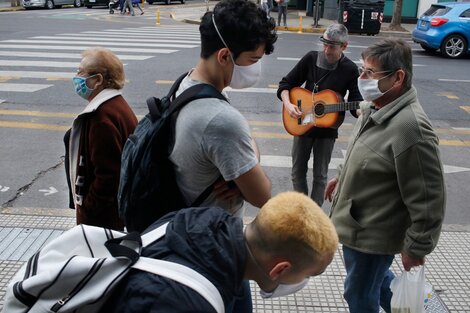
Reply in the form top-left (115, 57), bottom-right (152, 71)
top-left (390, 266), bottom-right (432, 313)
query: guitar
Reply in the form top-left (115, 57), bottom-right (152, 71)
top-left (282, 87), bottom-right (362, 136)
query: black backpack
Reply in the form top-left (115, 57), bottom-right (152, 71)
top-left (118, 73), bottom-right (227, 232)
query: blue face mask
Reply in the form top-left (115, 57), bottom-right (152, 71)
top-left (72, 74), bottom-right (98, 100)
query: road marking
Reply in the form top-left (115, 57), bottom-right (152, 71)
top-left (439, 139), bottom-right (470, 147)
top-left (153, 81), bottom-right (278, 93)
top-left (0, 99), bottom-right (5, 103)
top-left (460, 106), bottom-right (470, 114)
top-left (277, 57), bottom-right (301, 61)
top-left (77, 31), bottom-right (200, 39)
top-left (0, 71), bottom-right (73, 79)
top-left (39, 187), bottom-right (58, 196)
top-left (0, 83), bottom-right (53, 92)
top-left (260, 155), bottom-right (470, 174)
top-left (0, 121), bottom-right (68, 131)
top-left (0, 109), bottom-right (76, 118)
top-left (34, 36), bottom-right (200, 44)
top-left (438, 79), bottom-right (470, 83)
top-left (436, 92), bottom-right (459, 100)
top-left (249, 121), bottom-right (282, 127)
top-left (87, 29), bottom-right (200, 37)
top-left (3, 40), bottom-right (199, 49)
top-left (0, 44), bottom-right (178, 54)
top-left (226, 87), bottom-right (277, 94)
top-left (0, 60), bottom-right (78, 68)
top-left (0, 51), bottom-right (153, 60)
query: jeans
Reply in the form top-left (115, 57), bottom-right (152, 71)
top-left (277, 5), bottom-right (287, 26)
top-left (291, 136), bottom-right (335, 207)
top-left (226, 280), bottom-right (253, 313)
top-left (122, 0), bottom-right (134, 15)
top-left (343, 246), bottom-right (395, 313)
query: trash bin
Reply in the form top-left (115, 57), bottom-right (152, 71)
top-left (341, 0), bottom-right (384, 35)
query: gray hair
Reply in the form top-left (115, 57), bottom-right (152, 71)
top-left (361, 38), bottom-right (413, 90)
top-left (323, 24), bottom-right (349, 44)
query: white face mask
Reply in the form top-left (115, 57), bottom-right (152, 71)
top-left (259, 278), bottom-right (310, 298)
top-left (211, 13), bottom-right (261, 89)
top-left (229, 58), bottom-right (261, 89)
top-left (357, 72), bottom-right (394, 101)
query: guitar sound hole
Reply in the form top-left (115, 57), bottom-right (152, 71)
top-left (314, 104), bottom-right (325, 116)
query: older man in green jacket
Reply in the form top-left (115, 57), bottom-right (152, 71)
top-left (325, 38), bottom-right (445, 313)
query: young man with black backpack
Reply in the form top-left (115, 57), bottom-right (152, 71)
top-left (118, 0), bottom-right (277, 234)
top-left (168, 0), bottom-right (276, 218)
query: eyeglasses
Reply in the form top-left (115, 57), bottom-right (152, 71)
top-left (359, 66), bottom-right (394, 79)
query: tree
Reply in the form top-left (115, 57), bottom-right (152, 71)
top-left (387, 0), bottom-right (407, 32)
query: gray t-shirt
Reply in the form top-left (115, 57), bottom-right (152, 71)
top-left (169, 74), bottom-right (257, 217)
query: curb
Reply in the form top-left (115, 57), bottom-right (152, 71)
top-left (0, 6), bottom-right (24, 11)
top-left (179, 18), bottom-right (411, 38)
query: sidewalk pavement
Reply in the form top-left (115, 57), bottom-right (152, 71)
top-left (1, 206), bottom-right (469, 312)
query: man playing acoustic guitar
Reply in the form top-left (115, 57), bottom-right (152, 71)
top-left (277, 23), bottom-right (362, 207)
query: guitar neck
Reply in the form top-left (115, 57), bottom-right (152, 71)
top-left (323, 101), bottom-right (361, 114)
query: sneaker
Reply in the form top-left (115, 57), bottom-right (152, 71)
top-left (140, 11), bottom-right (144, 15)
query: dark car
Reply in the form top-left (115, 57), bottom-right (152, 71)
top-left (412, 2), bottom-right (470, 59)
top-left (84, 0), bottom-right (108, 8)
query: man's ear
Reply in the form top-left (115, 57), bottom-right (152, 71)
top-left (394, 69), bottom-right (406, 86)
top-left (268, 261), bottom-right (291, 281)
top-left (217, 47), bottom-right (232, 66)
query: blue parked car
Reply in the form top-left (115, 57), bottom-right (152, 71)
top-left (412, 2), bottom-right (470, 59)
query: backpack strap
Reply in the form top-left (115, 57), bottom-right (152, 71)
top-left (135, 222), bottom-right (225, 313)
top-left (140, 222), bottom-right (169, 247)
top-left (168, 82), bottom-right (227, 116)
top-left (132, 257), bottom-right (225, 313)
top-left (166, 76), bottom-right (228, 207)
top-left (146, 72), bottom-right (190, 120)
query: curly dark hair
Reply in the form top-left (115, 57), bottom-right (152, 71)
top-left (199, 0), bottom-right (277, 60)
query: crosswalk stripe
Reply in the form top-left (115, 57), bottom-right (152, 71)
top-left (67, 32), bottom-right (200, 40)
top-left (0, 71), bottom-right (73, 79)
top-left (63, 31), bottom-right (200, 39)
top-left (0, 83), bottom-right (53, 92)
top-left (260, 155), bottom-right (470, 174)
top-left (0, 51), bottom-right (153, 60)
top-left (0, 44), bottom-right (177, 54)
top-left (3, 40), bottom-right (199, 49)
top-left (33, 36), bottom-right (199, 44)
top-left (97, 29), bottom-right (200, 36)
top-left (0, 60), bottom-right (78, 68)
top-left (0, 26), bottom-right (202, 96)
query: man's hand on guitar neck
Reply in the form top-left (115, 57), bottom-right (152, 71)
top-left (281, 90), bottom-right (302, 119)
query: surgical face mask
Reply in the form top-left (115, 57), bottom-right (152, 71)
top-left (229, 59), bottom-right (261, 89)
top-left (357, 72), bottom-right (394, 101)
top-left (259, 278), bottom-right (310, 299)
top-left (211, 13), bottom-right (261, 89)
top-left (72, 74), bottom-right (98, 100)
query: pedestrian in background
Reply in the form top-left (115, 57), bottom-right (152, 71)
top-left (276, 0), bottom-right (288, 27)
top-left (325, 38), bottom-right (446, 313)
top-left (260, 0), bottom-right (269, 17)
top-left (64, 47), bottom-right (138, 231)
top-left (121, 0), bottom-right (134, 15)
top-left (132, 0), bottom-right (144, 15)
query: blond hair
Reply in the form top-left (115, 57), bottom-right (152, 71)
top-left (255, 192), bottom-right (338, 256)
top-left (81, 47), bottom-right (125, 90)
